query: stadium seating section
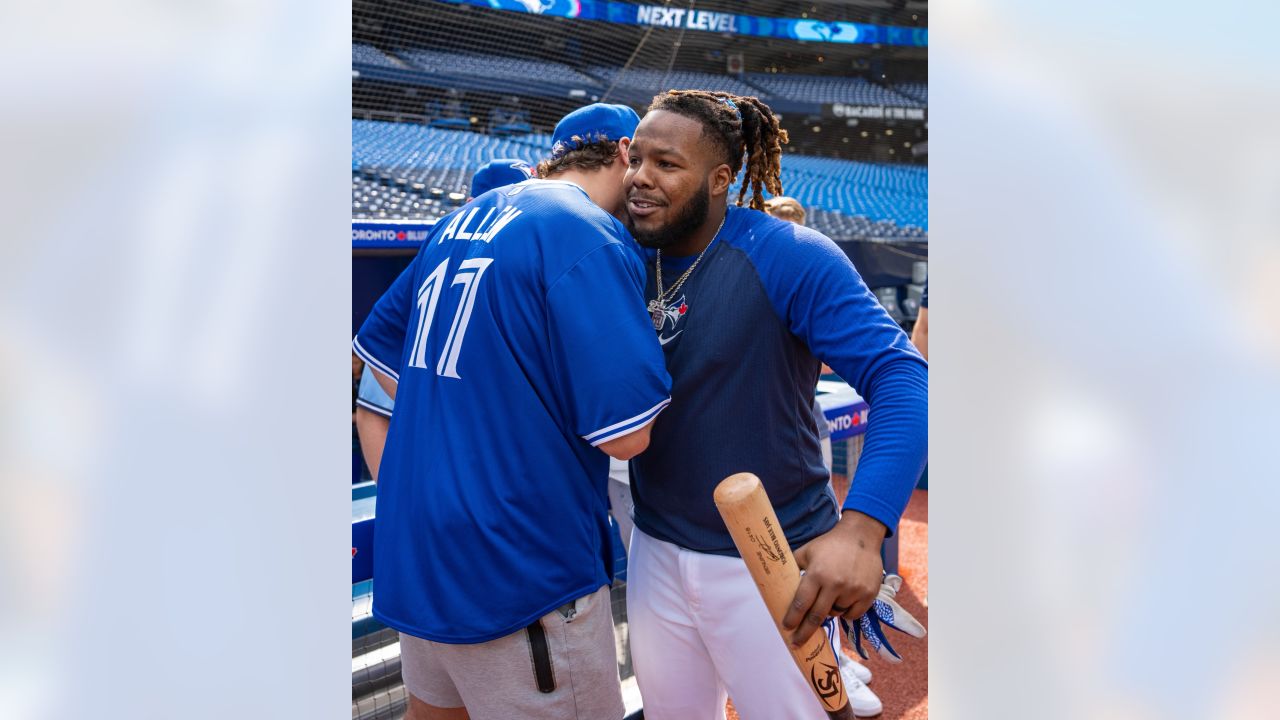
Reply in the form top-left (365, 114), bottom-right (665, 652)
top-left (352, 120), bottom-right (927, 240)
top-left (588, 66), bottom-right (761, 97)
top-left (352, 43), bottom-right (406, 69)
top-left (353, 45), bottom-right (927, 110)
top-left (397, 48), bottom-right (600, 88)
top-left (745, 73), bottom-right (923, 107)
top-left (892, 82), bottom-right (928, 104)
top-left (352, 41), bottom-right (927, 239)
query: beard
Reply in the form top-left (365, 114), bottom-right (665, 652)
top-left (627, 180), bottom-right (711, 250)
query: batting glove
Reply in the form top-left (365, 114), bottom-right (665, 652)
top-left (841, 573), bottom-right (926, 663)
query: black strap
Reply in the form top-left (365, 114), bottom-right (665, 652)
top-left (526, 619), bottom-right (556, 694)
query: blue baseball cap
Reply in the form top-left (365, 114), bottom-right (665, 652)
top-left (549, 103), bottom-right (640, 159)
top-left (469, 159), bottom-right (533, 198)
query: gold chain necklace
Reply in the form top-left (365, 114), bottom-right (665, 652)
top-left (648, 213), bottom-right (726, 330)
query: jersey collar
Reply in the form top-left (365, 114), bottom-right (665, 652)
top-left (534, 178), bottom-right (589, 198)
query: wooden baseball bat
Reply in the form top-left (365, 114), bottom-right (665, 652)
top-left (713, 472), bottom-right (855, 720)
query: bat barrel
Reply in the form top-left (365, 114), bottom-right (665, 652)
top-left (712, 471), bottom-right (763, 506)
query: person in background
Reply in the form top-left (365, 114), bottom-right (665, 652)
top-left (354, 158), bottom-right (534, 482)
top-left (911, 281), bottom-right (928, 360)
top-left (910, 280), bottom-right (928, 609)
top-left (466, 158), bottom-right (534, 201)
top-left (352, 353), bottom-right (364, 422)
top-left (354, 360), bottom-right (394, 481)
top-left (607, 459), bottom-right (636, 554)
top-left (353, 354), bottom-right (371, 483)
top-left (762, 195), bottom-right (804, 224)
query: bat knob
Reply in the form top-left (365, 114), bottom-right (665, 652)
top-left (825, 705), bottom-right (856, 720)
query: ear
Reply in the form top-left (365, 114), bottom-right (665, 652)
top-left (616, 137), bottom-right (632, 166)
top-left (709, 163), bottom-right (734, 197)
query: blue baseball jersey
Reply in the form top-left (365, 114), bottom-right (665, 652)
top-left (354, 179), bottom-right (671, 643)
top-left (631, 205), bottom-right (927, 555)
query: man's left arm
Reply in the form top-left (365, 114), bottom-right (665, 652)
top-left (759, 228), bottom-right (928, 647)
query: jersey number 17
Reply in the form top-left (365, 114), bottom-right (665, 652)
top-left (407, 257), bottom-right (493, 379)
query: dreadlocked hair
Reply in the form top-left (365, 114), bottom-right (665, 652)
top-left (648, 90), bottom-right (790, 211)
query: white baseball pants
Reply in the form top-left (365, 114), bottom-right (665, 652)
top-left (627, 527), bottom-right (837, 720)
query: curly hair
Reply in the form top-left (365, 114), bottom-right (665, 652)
top-left (647, 90), bottom-right (789, 211)
top-left (764, 196), bottom-right (806, 225)
top-left (536, 138), bottom-right (623, 179)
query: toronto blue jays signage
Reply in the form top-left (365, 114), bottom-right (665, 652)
top-left (353, 220), bottom-right (435, 249)
top-left (822, 400), bottom-right (870, 441)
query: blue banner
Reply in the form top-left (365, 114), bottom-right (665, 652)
top-left (352, 220), bottom-right (435, 249)
top-left (821, 397), bottom-right (870, 441)
top-left (352, 497), bottom-right (376, 584)
top-left (440, 1), bottom-right (927, 47)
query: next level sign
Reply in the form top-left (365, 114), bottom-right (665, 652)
top-left (636, 5), bottom-right (738, 32)
top-left (437, 1), bottom-right (927, 48)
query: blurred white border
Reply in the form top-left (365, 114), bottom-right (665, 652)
top-left (933, 2), bottom-right (1280, 718)
top-left (0, 2), bottom-right (353, 718)
top-left (4, 1), bottom-right (1279, 718)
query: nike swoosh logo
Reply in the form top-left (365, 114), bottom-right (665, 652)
top-left (658, 331), bottom-right (683, 346)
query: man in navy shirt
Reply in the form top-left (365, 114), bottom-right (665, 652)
top-left (765, 195), bottom-right (880, 715)
top-left (621, 90), bottom-right (928, 718)
top-left (354, 104), bottom-right (671, 720)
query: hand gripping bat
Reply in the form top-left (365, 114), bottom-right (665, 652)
top-left (714, 472), bottom-right (856, 720)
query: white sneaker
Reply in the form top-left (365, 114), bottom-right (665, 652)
top-left (843, 654), bottom-right (872, 684)
top-left (840, 661), bottom-right (883, 717)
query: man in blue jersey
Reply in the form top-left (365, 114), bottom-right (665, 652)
top-left (354, 157), bottom-right (535, 482)
top-left (353, 103), bottom-right (671, 720)
top-left (620, 90), bottom-right (928, 719)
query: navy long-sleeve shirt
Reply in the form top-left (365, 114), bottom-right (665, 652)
top-left (631, 205), bottom-right (928, 555)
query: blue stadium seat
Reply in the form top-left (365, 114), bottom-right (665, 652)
top-left (352, 120), bottom-right (927, 240)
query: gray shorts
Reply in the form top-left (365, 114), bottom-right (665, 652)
top-left (400, 585), bottom-right (623, 720)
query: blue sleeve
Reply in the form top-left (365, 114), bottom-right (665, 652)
top-left (759, 226), bottom-right (928, 535)
top-left (356, 365), bottom-right (394, 417)
top-left (546, 241), bottom-right (672, 446)
top-left (353, 255), bottom-right (418, 381)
